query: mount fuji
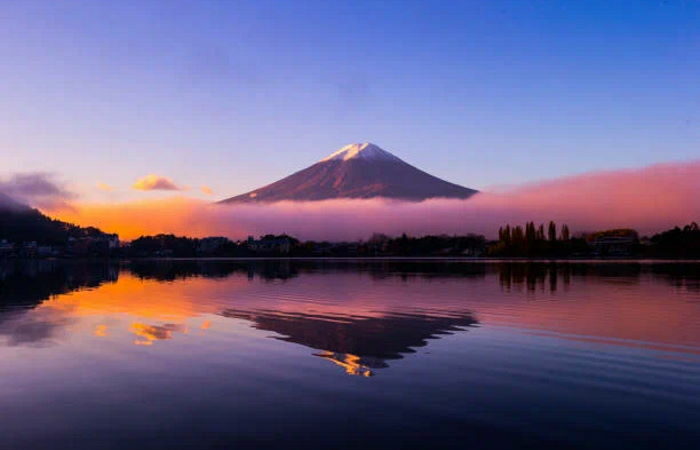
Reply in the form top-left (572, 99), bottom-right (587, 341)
top-left (220, 143), bottom-right (478, 203)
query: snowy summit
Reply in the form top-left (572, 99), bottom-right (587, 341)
top-left (320, 143), bottom-right (403, 162)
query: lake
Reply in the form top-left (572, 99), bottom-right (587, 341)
top-left (0, 259), bottom-right (699, 449)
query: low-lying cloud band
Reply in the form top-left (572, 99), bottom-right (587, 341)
top-left (44, 160), bottom-right (700, 240)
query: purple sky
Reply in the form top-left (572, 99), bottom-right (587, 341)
top-left (1, 0), bottom-right (698, 203)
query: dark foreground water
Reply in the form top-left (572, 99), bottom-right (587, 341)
top-left (0, 260), bottom-right (699, 449)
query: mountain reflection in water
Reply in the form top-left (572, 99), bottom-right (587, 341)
top-left (1, 259), bottom-right (699, 449)
top-left (223, 308), bottom-right (478, 376)
top-left (1, 259), bottom-right (699, 371)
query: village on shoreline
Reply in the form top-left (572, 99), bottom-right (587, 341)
top-left (1, 214), bottom-right (698, 260)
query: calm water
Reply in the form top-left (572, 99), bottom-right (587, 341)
top-left (0, 260), bottom-right (699, 449)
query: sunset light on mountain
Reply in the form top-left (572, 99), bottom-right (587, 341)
top-left (1, 2), bottom-right (699, 449)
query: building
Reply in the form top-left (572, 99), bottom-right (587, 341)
top-left (592, 235), bottom-right (638, 256)
top-left (197, 237), bottom-right (232, 255)
top-left (246, 235), bottom-right (293, 255)
top-left (67, 234), bottom-right (120, 257)
top-left (0, 240), bottom-right (15, 257)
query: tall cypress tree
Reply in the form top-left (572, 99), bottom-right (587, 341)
top-left (525, 222), bottom-right (535, 243)
top-left (513, 226), bottom-right (524, 244)
top-left (561, 224), bottom-right (570, 241)
top-left (548, 221), bottom-right (557, 242)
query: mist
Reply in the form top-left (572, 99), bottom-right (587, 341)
top-left (48, 160), bottom-right (700, 241)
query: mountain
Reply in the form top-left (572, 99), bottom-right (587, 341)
top-left (0, 191), bottom-right (28, 211)
top-left (220, 143), bottom-right (478, 203)
top-left (0, 193), bottom-right (114, 245)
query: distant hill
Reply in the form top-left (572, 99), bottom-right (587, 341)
top-left (0, 192), bottom-right (27, 211)
top-left (220, 143), bottom-right (478, 203)
top-left (0, 194), bottom-right (113, 245)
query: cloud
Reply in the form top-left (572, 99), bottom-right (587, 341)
top-left (0, 309), bottom-right (74, 347)
top-left (0, 172), bottom-right (76, 209)
top-left (132, 174), bottom-right (182, 191)
top-left (200, 185), bottom-right (214, 195)
top-left (96, 182), bottom-right (115, 192)
top-left (48, 160), bottom-right (700, 241)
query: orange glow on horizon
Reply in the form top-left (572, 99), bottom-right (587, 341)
top-left (43, 160), bottom-right (700, 241)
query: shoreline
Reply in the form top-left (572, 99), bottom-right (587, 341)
top-left (4, 256), bottom-right (699, 264)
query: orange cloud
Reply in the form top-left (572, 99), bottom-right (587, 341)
top-left (132, 174), bottom-right (181, 191)
top-left (96, 182), bottom-right (115, 192)
top-left (200, 185), bottom-right (214, 195)
top-left (48, 160), bottom-right (700, 240)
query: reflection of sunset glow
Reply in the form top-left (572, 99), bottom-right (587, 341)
top-left (42, 272), bottom-right (238, 320)
top-left (38, 272), bottom-right (232, 346)
top-left (130, 323), bottom-right (186, 346)
top-left (20, 265), bottom-right (700, 357)
top-left (94, 325), bottom-right (108, 337)
top-left (317, 351), bottom-right (373, 377)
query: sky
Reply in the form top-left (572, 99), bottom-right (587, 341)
top-left (1, 0), bottom-right (699, 204)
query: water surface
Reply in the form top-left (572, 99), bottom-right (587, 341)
top-left (1, 260), bottom-right (699, 449)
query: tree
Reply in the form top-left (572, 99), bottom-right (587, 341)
top-left (684, 222), bottom-right (699, 232)
top-left (503, 225), bottom-right (511, 245)
top-left (512, 226), bottom-right (524, 244)
top-left (648, 222), bottom-right (700, 257)
top-left (548, 221), bottom-right (557, 242)
top-left (523, 222), bottom-right (536, 256)
top-left (525, 222), bottom-right (536, 244)
top-left (561, 224), bottom-right (570, 241)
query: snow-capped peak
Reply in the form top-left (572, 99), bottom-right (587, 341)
top-left (320, 143), bottom-right (403, 163)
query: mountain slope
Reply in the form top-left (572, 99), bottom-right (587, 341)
top-left (220, 143), bottom-right (477, 203)
top-left (0, 193), bottom-right (113, 245)
top-left (0, 191), bottom-right (28, 211)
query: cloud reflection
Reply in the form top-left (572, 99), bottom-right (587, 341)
top-left (0, 260), bottom-right (698, 373)
top-left (130, 323), bottom-right (187, 346)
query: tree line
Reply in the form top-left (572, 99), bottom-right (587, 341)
top-left (490, 221), bottom-right (700, 258)
top-left (490, 221), bottom-right (588, 257)
top-left (647, 222), bottom-right (700, 257)
top-left (126, 233), bottom-right (487, 258)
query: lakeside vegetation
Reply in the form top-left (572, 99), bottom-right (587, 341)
top-left (120, 222), bottom-right (699, 259)
top-left (0, 202), bottom-right (698, 258)
top-left (126, 233), bottom-right (487, 258)
top-left (489, 221), bottom-right (700, 258)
